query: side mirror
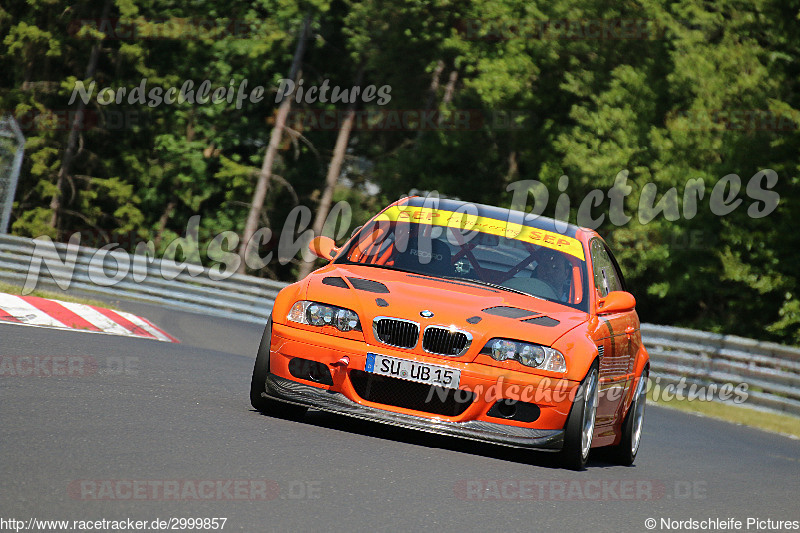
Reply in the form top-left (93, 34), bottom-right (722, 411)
top-left (598, 291), bottom-right (636, 314)
top-left (309, 236), bottom-right (339, 261)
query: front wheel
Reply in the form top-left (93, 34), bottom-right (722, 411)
top-left (608, 368), bottom-right (648, 466)
top-left (558, 362), bottom-right (599, 470)
top-left (250, 316), bottom-right (308, 419)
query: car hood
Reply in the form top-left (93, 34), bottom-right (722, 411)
top-left (305, 264), bottom-right (590, 362)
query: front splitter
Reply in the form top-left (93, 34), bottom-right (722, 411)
top-left (263, 374), bottom-right (564, 451)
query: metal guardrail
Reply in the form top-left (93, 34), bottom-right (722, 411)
top-left (642, 324), bottom-right (800, 417)
top-left (0, 233), bottom-right (281, 323)
top-left (1, 233), bottom-right (799, 416)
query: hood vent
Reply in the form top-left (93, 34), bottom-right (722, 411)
top-left (482, 306), bottom-right (537, 319)
top-left (348, 277), bottom-right (390, 294)
top-left (322, 276), bottom-right (348, 288)
top-left (522, 315), bottom-right (560, 327)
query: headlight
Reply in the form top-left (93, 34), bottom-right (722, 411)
top-left (480, 338), bottom-right (567, 372)
top-left (287, 301), bottom-right (362, 332)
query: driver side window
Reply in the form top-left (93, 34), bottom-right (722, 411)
top-left (590, 239), bottom-right (623, 298)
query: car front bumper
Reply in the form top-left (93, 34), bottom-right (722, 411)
top-left (263, 373), bottom-right (564, 451)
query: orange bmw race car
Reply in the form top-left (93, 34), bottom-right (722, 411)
top-left (250, 197), bottom-right (649, 469)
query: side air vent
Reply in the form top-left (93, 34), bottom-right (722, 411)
top-left (348, 277), bottom-right (390, 294)
top-left (288, 357), bottom-right (334, 385)
top-left (486, 399), bottom-right (541, 423)
top-left (522, 316), bottom-right (560, 327)
top-left (373, 317), bottom-right (419, 349)
top-left (482, 306), bottom-right (537, 319)
top-left (322, 276), bottom-right (348, 288)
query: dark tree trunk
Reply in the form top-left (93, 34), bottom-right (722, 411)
top-left (49, 0), bottom-right (112, 235)
top-left (238, 16), bottom-right (311, 273)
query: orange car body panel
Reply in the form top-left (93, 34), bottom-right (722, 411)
top-left (266, 197), bottom-right (649, 449)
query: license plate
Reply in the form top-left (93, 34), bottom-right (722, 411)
top-left (365, 352), bottom-right (460, 389)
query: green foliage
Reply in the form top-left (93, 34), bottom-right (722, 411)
top-left (1, 0), bottom-right (798, 343)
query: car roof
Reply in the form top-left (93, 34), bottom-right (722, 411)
top-left (397, 196), bottom-right (585, 239)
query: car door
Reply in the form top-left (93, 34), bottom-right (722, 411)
top-left (589, 239), bottom-right (636, 428)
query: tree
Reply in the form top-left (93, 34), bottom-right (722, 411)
top-left (238, 15), bottom-right (311, 273)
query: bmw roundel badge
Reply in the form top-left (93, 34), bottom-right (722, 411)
top-left (420, 310), bottom-right (434, 318)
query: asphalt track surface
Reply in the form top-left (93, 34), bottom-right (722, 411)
top-left (2, 300), bottom-right (799, 532)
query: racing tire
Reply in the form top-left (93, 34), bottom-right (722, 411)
top-left (607, 368), bottom-right (648, 466)
top-left (250, 316), bottom-right (308, 419)
top-left (558, 362), bottom-right (599, 471)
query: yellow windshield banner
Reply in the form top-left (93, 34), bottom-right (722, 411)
top-left (375, 205), bottom-right (585, 260)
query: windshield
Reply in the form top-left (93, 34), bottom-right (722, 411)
top-left (336, 206), bottom-right (589, 312)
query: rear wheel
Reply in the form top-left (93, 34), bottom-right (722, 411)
top-left (608, 368), bottom-right (648, 466)
top-left (250, 316), bottom-right (308, 419)
top-left (559, 362), bottom-right (599, 470)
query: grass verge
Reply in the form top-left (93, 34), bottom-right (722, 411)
top-left (648, 389), bottom-right (800, 439)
